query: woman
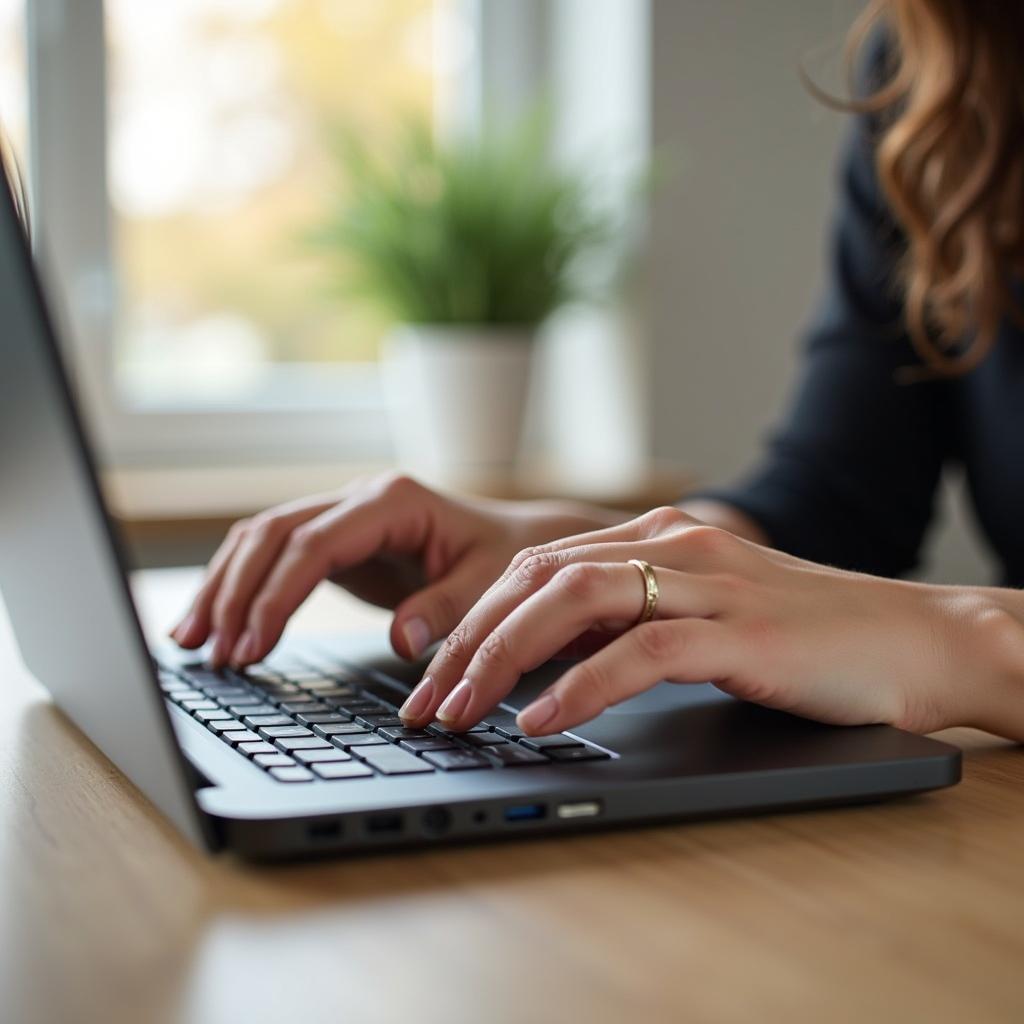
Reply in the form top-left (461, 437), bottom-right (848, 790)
top-left (173, 0), bottom-right (1024, 742)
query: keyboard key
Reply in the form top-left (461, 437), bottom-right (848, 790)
top-left (279, 701), bottom-right (329, 715)
top-left (483, 744), bottom-right (548, 766)
top-left (221, 729), bottom-right (261, 745)
top-left (490, 722), bottom-right (526, 740)
top-left (293, 748), bottom-right (353, 764)
top-left (355, 747), bottom-right (434, 775)
top-left (237, 741), bottom-right (279, 757)
top-left (258, 725), bottom-right (313, 739)
top-left (458, 732), bottom-right (508, 747)
top-left (330, 732), bottom-right (387, 748)
top-left (399, 736), bottom-right (459, 753)
top-left (208, 719), bottom-right (246, 733)
top-left (194, 707), bottom-right (233, 721)
top-left (275, 736), bottom-right (332, 752)
top-left (430, 722), bottom-right (491, 737)
top-left (268, 766), bottom-right (315, 783)
top-left (328, 699), bottom-right (387, 714)
top-left (422, 749), bottom-right (493, 771)
top-left (183, 699), bottom-right (220, 712)
top-left (546, 746), bottom-right (610, 763)
top-left (296, 712), bottom-right (348, 726)
top-left (312, 761), bottom-right (374, 780)
top-left (159, 679), bottom-right (191, 693)
top-left (168, 689), bottom-right (204, 703)
top-left (377, 726), bottom-right (432, 742)
top-left (229, 703), bottom-right (278, 716)
top-left (219, 696), bottom-right (266, 709)
top-left (254, 753), bottom-right (296, 768)
top-left (355, 714), bottom-right (403, 729)
top-left (312, 722), bottom-right (368, 739)
top-left (299, 679), bottom-right (356, 693)
top-left (244, 714), bottom-right (295, 729)
top-left (308, 686), bottom-right (360, 700)
top-left (518, 735), bottom-right (586, 752)
top-left (242, 666), bottom-right (283, 682)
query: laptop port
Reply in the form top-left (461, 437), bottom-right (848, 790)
top-left (365, 813), bottom-right (404, 835)
top-left (556, 800), bottom-right (602, 820)
top-left (503, 803), bottom-right (547, 823)
top-left (421, 806), bottom-right (452, 836)
top-left (307, 819), bottom-right (343, 841)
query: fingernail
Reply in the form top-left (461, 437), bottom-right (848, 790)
top-left (209, 634), bottom-right (229, 667)
top-left (402, 617), bottom-right (432, 659)
top-left (436, 678), bottom-right (472, 724)
top-left (231, 630), bottom-right (256, 666)
top-left (517, 693), bottom-right (559, 734)
top-left (171, 612), bottom-right (195, 641)
top-left (399, 676), bottom-right (435, 721)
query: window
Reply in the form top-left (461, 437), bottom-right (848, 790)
top-left (24, 0), bottom-right (474, 464)
top-left (0, 0), bottom-right (28, 176)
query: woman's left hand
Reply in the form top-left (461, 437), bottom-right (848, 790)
top-left (398, 506), bottom-right (1024, 740)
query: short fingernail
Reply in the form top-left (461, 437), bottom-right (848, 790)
top-left (402, 617), bottom-right (432, 659)
top-left (231, 630), bottom-right (257, 666)
top-left (209, 634), bottom-right (230, 667)
top-left (436, 678), bottom-right (472, 724)
top-left (517, 693), bottom-right (559, 734)
top-left (171, 612), bottom-right (196, 641)
top-left (399, 676), bottom-right (434, 721)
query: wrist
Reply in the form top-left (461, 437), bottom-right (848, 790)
top-left (949, 588), bottom-right (1024, 740)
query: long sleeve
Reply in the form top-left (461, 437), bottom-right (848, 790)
top-left (695, 117), bottom-right (953, 578)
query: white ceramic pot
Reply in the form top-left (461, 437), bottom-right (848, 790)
top-left (381, 324), bottom-right (535, 490)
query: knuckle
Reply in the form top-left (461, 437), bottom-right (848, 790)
top-left (642, 505), bottom-right (690, 535)
top-left (477, 630), bottom-right (515, 668)
top-left (288, 523), bottom-right (325, 556)
top-left (679, 524), bottom-right (733, 557)
top-left (248, 513), bottom-right (287, 544)
top-left (378, 471), bottom-right (421, 500)
top-left (633, 621), bottom-right (682, 662)
top-left (554, 562), bottom-right (604, 601)
top-left (513, 552), bottom-right (561, 592)
top-left (442, 624), bottom-right (473, 663)
top-left (226, 518), bottom-right (251, 543)
top-left (505, 544), bottom-right (547, 575)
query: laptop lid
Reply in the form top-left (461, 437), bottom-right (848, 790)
top-left (0, 174), bottom-right (211, 849)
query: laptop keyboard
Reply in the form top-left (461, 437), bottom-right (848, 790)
top-left (157, 659), bottom-right (611, 783)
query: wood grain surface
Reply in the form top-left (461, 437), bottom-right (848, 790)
top-left (1, 569), bottom-right (1021, 1024)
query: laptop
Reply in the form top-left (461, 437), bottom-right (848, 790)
top-left (0, 174), bottom-right (961, 860)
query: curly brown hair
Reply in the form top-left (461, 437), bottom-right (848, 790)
top-left (843, 0), bottom-right (1024, 375)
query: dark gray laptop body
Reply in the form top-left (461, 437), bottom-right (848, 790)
top-left (0, 176), bottom-right (961, 860)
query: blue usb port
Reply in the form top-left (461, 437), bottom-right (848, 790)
top-left (503, 803), bottom-right (547, 823)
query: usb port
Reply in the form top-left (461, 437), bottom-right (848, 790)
top-left (365, 813), bottom-right (403, 835)
top-left (503, 803), bottom-right (547, 823)
top-left (556, 800), bottom-right (602, 820)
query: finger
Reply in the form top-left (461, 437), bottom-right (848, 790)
top-left (390, 554), bottom-right (498, 663)
top-left (517, 617), bottom-right (735, 735)
top-left (415, 563), bottom-right (727, 731)
top-left (490, 505), bottom-right (698, 590)
top-left (208, 497), bottom-right (339, 665)
top-left (417, 532), bottom-right (736, 718)
top-left (171, 521), bottom-right (248, 649)
top-left (231, 485), bottom-right (434, 666)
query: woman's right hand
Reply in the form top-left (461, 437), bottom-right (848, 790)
top-left (169, 473), bottom-right (624, 669)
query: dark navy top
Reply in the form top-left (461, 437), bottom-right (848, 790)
top-left (698, 114), bottom-right (1024, 586)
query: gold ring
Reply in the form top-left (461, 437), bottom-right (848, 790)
top-left (627, 559), bottom-right (659, 624)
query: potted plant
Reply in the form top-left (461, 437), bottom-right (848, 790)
top-left (312, 116), bottom-right (617, 490)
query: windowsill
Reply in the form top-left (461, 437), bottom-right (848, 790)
top-left (102, 460), bottom-right (390, 523)
top-left (104, 460), bottom-right (694, 524)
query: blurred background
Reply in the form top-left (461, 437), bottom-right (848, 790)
top-left (0, 0), bottom-right (991, 581)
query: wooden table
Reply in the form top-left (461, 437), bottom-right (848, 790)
top-left (1, 568), bottom-right (1022, 1024)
